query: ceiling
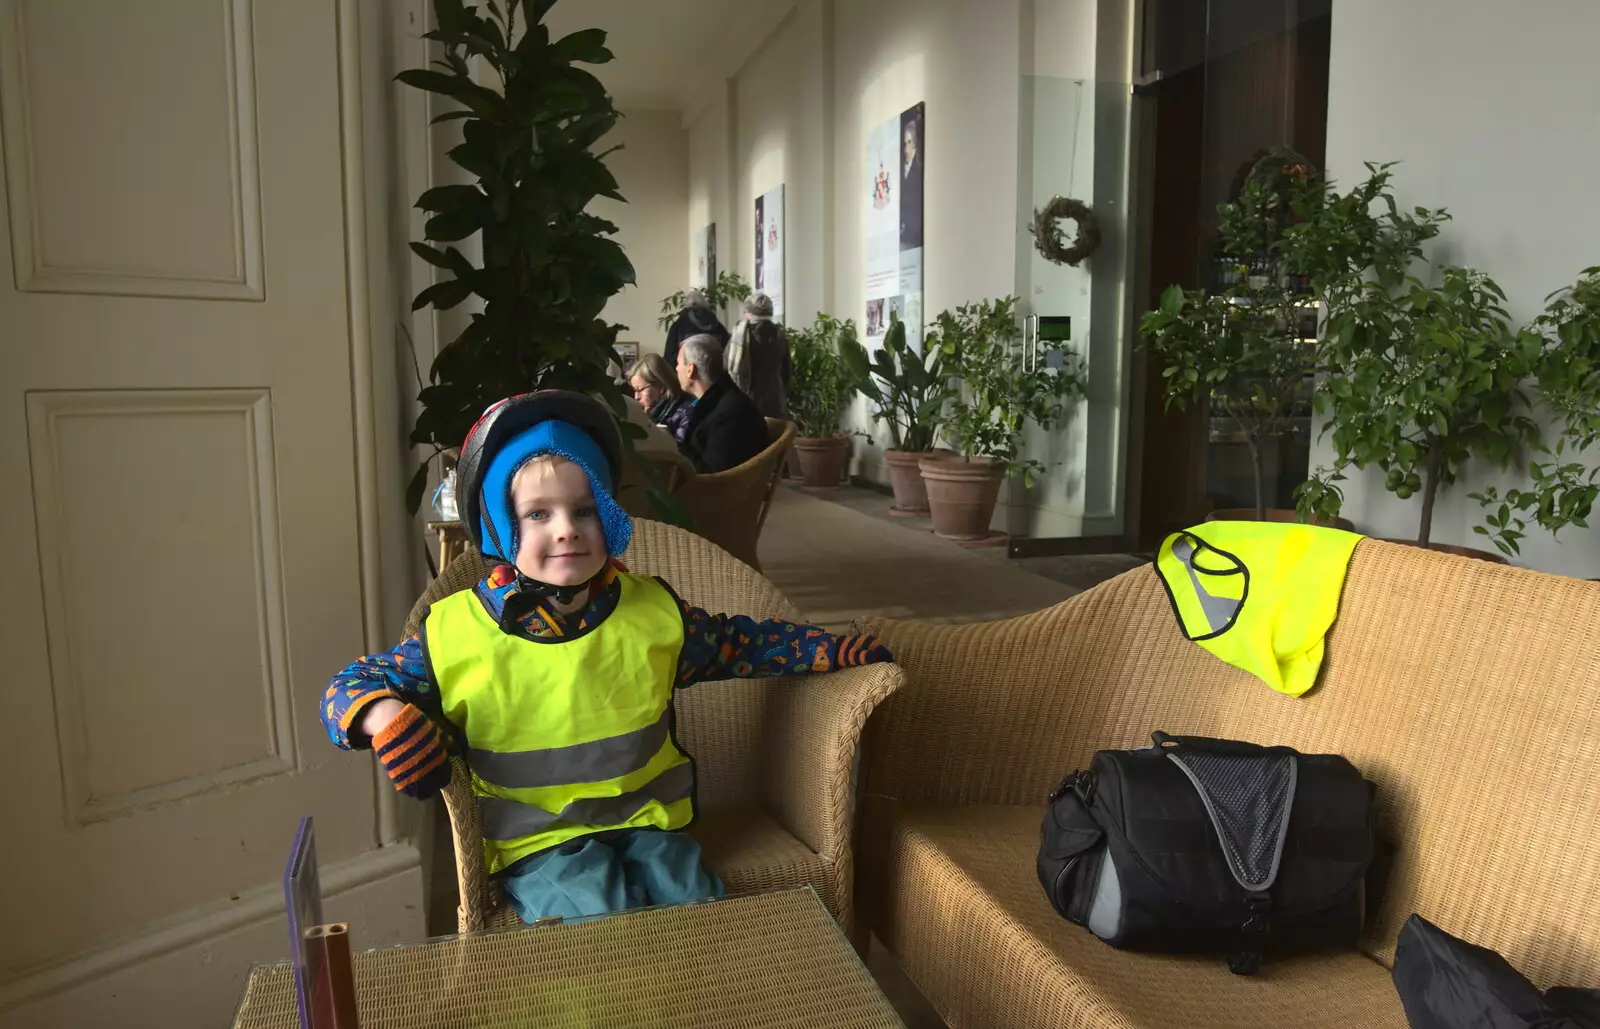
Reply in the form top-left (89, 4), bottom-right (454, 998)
top-left (544, 0), bottom-right (792, 111)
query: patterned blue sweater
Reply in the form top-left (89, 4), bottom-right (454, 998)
top-left (321, 561), bottom-right (875, 758)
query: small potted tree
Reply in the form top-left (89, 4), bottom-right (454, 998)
top-left (1142, 150), bottom-right (1438, 524)
top-left (1473, 266), bottom-right (1600, 558)
top-left (1301, 267), bottom-right (1539, 560)
top-left (920, 297), bottom-right (1087, 540)
top-left (787, 313), bottom-right (859, 489)
top-left (839, 313), bottom-right (951, 514)
top-left (400, 0), bottom-right (638, 512)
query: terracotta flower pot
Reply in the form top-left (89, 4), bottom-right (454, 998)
top-left (883, 448), bottom-right (933, 514)
top-left (1206, 508), bottom-right (1356, 532)
top-left (784, 448), bottom-right (804, 481)
top-left (1380, 539), bottom-right (1509, 565)
top-left (920, 454), bottom-right (1006, 540)
top-left (794, 435), bottom-right (851, 490)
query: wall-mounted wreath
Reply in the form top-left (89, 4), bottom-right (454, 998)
top-left (1031, 195), bottom-right (1100, 267)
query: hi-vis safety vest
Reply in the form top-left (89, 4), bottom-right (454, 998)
top-left (425, 573), bottom-right (692, 874)
top-left (1155, 522), bottom-right (1363, 697)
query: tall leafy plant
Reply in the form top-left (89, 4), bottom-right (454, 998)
top-left (929, 296), bottom-right (1087, 485)
top-left (656, 272), bottom-right (753, 330)
top-left (1305, 268), bottom-right (1541, 547)
top-left (1144, 152), bottom-right (1446, 521)
top-left (401, 0), bottom-right (636, 511)
top-left (787, 313), bottom-right (858, 439)
top-left (838, 314), bottom-right (950, 452)
top-left (1473, 267), bottom-right (1600, 555)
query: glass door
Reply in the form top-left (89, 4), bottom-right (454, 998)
top-left (1003, 62), bottom-right (1139, 551)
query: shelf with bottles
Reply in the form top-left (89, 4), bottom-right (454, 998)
top-left (1209, 254), bottom-right (1316, 298)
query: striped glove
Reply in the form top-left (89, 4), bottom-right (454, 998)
top-left (833, 634), bottom-right (893, 668)
top-left (372, 704), bottom-right (452, 800)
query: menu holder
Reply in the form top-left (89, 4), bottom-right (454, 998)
top-left (282, 817), bottom-right (322, 1029)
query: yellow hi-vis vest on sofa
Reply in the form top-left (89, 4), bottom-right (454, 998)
top-left (424, 572), bottom-right (692, 874)
top-left (1155, 522), bottom-right (1363, 697)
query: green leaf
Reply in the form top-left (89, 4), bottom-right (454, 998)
top-left (409, 241), bottom-right (452, 269)
top-left (550, 28), bottom-right (612, 64)
top-left (425, 206), bottom-right (485, 242)
top-left (415, 184), bottom-right (484, 213)
top-left (411, 278), bottom-right (474, 311)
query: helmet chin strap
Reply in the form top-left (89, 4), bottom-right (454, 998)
top-left (499, 567), bottom-right (606, 632)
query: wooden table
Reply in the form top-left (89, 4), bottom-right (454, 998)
top-left (231, 888), bottom-right (904, 1028)
top-left (426, 520), bottom-right (468, 574)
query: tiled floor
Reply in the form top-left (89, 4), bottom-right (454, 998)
top-left (756, 485), bottom-right (1082, 631)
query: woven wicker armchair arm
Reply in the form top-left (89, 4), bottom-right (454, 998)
top-left (757, 662), bottom-right (904, 860)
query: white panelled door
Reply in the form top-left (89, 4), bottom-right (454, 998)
top-left (0, 1), bottom-right (420, 1026)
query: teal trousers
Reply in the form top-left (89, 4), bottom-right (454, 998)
top-left (499, 829), bottom-right (724, 924)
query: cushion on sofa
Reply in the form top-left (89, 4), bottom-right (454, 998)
top-left (862, 800), bottom-right (1409, 1029)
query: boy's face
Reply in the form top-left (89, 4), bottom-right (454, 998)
top-left (509, 457), bottom-right (608, 586)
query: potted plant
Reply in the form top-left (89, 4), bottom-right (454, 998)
top-left (399, 0), bottom-right (637, 512)
top-left (920, 296), bottom-right (1087, 540)
top-left (786, 313), bottom-right (859, 489)
top-left (1142, 151), bottom-right (1438, 525)
top-left (1300, 266), bottom-right (1539, 560)
top-left (839, 313), bottom-right (952, 513)
top-left (1472, 266), bottom-right (1600, 558)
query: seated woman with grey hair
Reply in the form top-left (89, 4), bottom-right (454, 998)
top-left (673, 333), bottom-right (770, 474)
top-left (724, 292), bottom-right (791, 421)
top-left (627, 352), bottom-right (694, 443)
top-left (663, 288), bottom-right (729, 368)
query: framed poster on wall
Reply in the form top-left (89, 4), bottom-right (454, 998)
top-left (866, 102), bottom-right (924, 349)
top-left (694, 224), bottom-right (717, 289)
top-left (754, 185), bottom-right (785, 322)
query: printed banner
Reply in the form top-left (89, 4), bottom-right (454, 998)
top-left (754, 185), bottom-right (785, 322)
top-left (865, 102), bottom-right (924, 349)
top-left (694, 223), bottom-right (717, 290)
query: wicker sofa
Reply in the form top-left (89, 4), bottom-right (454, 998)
top-left (856, 540), bottom-right (1600, 1028)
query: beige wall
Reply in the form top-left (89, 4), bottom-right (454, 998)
top-left (1319, 0), bottom-right (1600, 574)
top-left (593, 109), bottom-right (689, 357)
top-left (687, 86), bottom-right (733, 311)
top-left (685, 0), bottom-right (1042, 484)
top-left (733, 4), bottom-right (830, 328)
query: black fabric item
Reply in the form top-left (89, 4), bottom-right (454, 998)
top-left (1037, 732), bottom-right (1374, 974)
top-left (679, 378), bottom-right (769, 474)
top-left (1392, 915), bottom-right (1600, 1029)
top-left (742, 320), bottom-right (793, 420)
top-left (649, 394), bottom-right (695, 444)
top-left (663, 308), bottom-right (729, 368)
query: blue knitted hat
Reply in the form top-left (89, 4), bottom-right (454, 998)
top-left (476, 419), bottom-right (633, 565)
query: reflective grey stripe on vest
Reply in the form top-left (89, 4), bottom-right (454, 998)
top-left (467, 710), bottom-right (671, 789)
top-left (1172, 535), bottom-right (1244, 634)
top-left (477, 761), bottom-right (695, 842)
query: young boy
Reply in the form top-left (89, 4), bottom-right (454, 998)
top-left (320, 391), bottom-right (892, 924)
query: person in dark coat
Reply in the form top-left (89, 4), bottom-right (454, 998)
top-left (725, 293), bottom-right (792, 421)
top-left (675, 334), bottom-right (770, 474)
top-left (663, 289), bottom-right (730, 368)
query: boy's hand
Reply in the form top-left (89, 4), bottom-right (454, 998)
top-left (835, 634), bottom-right (893, 667)
top-left (372, 704), bottom-right (452, 800)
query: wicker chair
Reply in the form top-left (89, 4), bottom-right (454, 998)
top-left (674, 418), bottom-right (795, 570)
top-left (612, 447), bottom-right (697, 520)
top-left (399, 517), bottom-right (902, 936)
